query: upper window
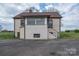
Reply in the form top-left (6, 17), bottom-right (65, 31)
top-left (27, 18), bottom-right (35, 25)
top-left (21, 20), bottom-right (25, 27)
top-left (36, 19), bottom-right (45, 25)
top-left (27, 18), bottom-right (45, 25)
top-left (47, 19), bottom-right (53, 28)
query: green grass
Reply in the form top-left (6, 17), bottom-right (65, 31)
top-left (0, 31), bottom-right (79, 40)
top-left (0, 32), bottom-right (14, 39)
top-left (60, 32), bottom-right (79, 39)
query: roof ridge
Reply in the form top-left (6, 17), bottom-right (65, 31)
top-left (13, 12), bottom-right (62, 19)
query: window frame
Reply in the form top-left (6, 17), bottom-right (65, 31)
top-left (27, 18), bottom-right (45, 25)
top-left (47, 19), bottom-right (53, 28)
top-left (36, 18), bottom-right (45, 25)
top-left (27, 18), bottom-right (36, 25)
top-left (33, 34), bottom-right (40, 38)
top-left (21, 20), bottom-right (25, 27)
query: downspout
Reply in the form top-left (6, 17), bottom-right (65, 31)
top-left (59, 18), bottom-right (61, 39)
top-left (24, 18), bottom-right (26, 39)
top-left (14, 19), bottom-right (15, 39)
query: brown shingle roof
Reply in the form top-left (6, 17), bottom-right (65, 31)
top-left (13, 12), bottom-right (62, 19)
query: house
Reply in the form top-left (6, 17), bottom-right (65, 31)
top-left (13, 10), bottom-right (62, 40)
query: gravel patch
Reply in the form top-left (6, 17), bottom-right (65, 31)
top-left (0, 39), bottom-right (79, 56)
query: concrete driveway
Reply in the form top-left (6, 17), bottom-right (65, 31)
top-left (0, 39), bottom-right (79, 56)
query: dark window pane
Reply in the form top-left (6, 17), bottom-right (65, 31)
top-left (34, 34), bottom-right (40, 38)
top-left (47, 19), bottom-right (53, 28)
top-left (36, 18), bottom-right (45, 25)
top-left (27, 18), bottom-right (35, 25)
top-left (21, 20), bottom-right (25, 27)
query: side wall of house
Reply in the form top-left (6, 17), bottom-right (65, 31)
top-left (14, 19), bottom-right (24, 39)
top-left (52, 18), bottom-right (60, 38)
top-left (14, 18), bottom-right (61, 39)
top-left (53, 18), bottom-right (60, 32)
top-left (14, 19), bottom-right (20, 38)
top-left (25, 17), bottom-right (48, 39)
top-left (20, 27), bottom-right (24, 39)
top-left (48, 18), bottom-right (60, 39)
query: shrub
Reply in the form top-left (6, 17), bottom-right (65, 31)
top-left (2, 29), bottom-right (8, 32)
top-left (74, 29), bottom-right (79, 33)
top-left (65, 30), bottom-right (70, 32)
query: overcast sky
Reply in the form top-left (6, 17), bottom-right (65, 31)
top-left (0, 3), bottom-right (79, 31)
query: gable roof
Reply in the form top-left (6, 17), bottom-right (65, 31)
top-left (13, 12), bottom-right (62, 19)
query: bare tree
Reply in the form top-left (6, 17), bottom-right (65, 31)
top-left (25, 7), bottom-right (39, 12)
top-left (43, 7), bottom-right (59, 13)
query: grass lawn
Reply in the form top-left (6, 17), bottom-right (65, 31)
top-left (0, 32), bottom-right (14, 39)
top-left (0, 31), bottom-right (79, 40)
top-left (60, 32), bottom-right (79, 39)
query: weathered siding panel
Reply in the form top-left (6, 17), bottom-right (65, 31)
top-left (48, 18), bottom-right (60, 39)
top-left (20, 28), bottom-right (24, 39)
top-left (25, 18), bottom-right (48, 39)
top-left (15, 19), bottom-right (25, 39)
top-left (14, 17), bottom-right (60, 39)
top-left (48, 29), bottom-right (57, 39)
top-left (14, 19), bottom-right (21, 38)
top-left (53, 18), bottom-right (60, 32)
top-left (53, 18), bottom-right (60, 38)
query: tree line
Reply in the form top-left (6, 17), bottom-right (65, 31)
top-left (65, 29), bottom-right (79, 33)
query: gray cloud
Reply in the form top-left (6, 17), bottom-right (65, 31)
top-left (0, 3), bottom-right (79, 31)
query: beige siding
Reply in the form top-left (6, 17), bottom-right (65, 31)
top-left (15, 19), bottom-right (21, 37)
top-left (15, 19), bottom-right (24, 39)
top-left (53, 18), bottom-right (60, 32)
top-left (25, 18), bottom-right (48, 39)
top-left (48, 18), bottom-right (60, 39)
top-left (14, 17), bottom-right (60, 39)
top-left (20, 28), bottom-right (24, 39)
top-left (53, 18), bottom-right (60, 38)
top-left (48, 29), bottom-right (57, 39)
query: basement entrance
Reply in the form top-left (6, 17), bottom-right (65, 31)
top-left (17, 32), bottom-right (20, 38)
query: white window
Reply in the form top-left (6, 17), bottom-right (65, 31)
top-left (36, 18), bottom-right (45, 25)
top-left (21, 20), bottom-right (25, 27)
top-left (27, 18), bottom-right (45, 25)
top-left (27, 18), bottom-right (35, 25)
